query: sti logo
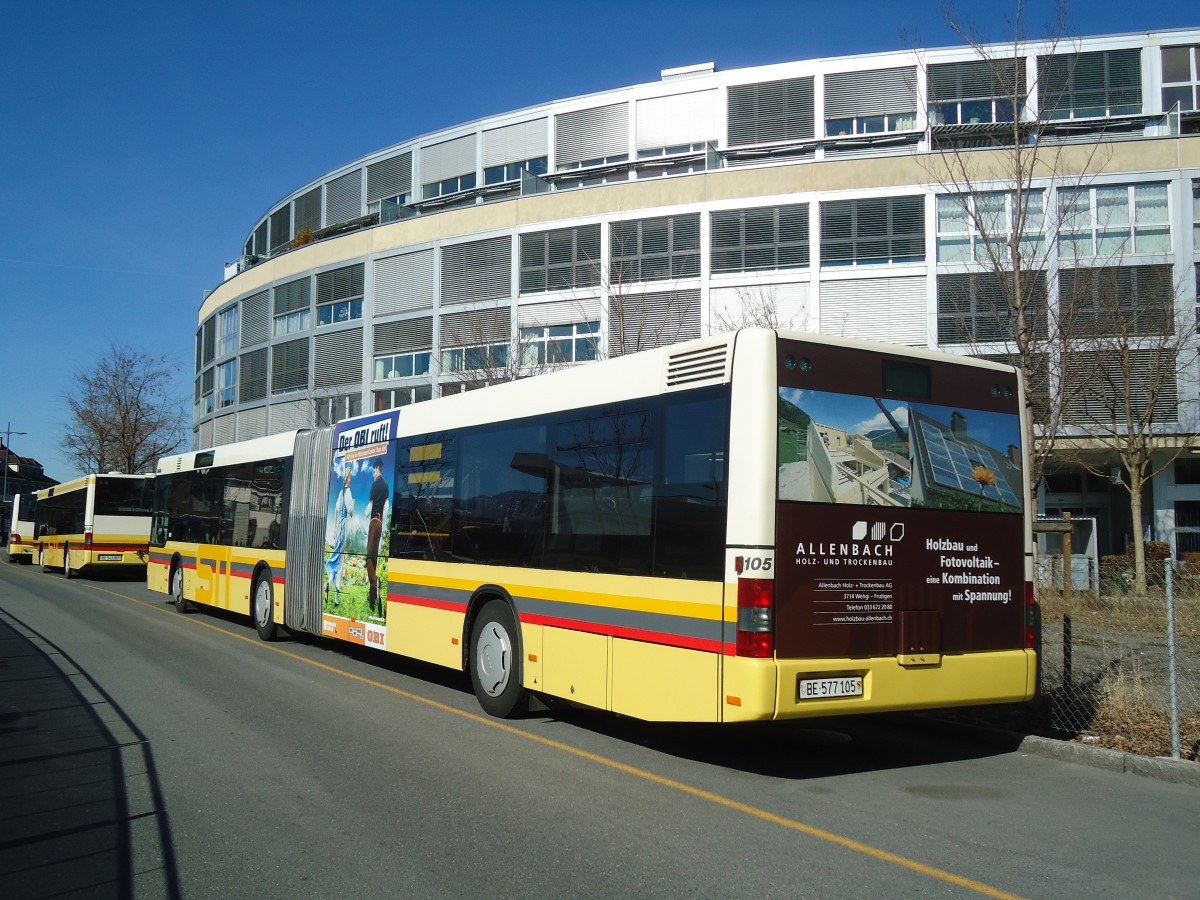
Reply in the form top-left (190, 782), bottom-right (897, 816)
top-left (853, 521), bottom-right (905, 542)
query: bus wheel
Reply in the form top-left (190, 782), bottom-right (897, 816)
top-left (62, 545), bottom-right (73, 579)
top-left (469, 601), bottom-right (528, 718)
top-left (253, 572), bottom-right (279, 641)
top-left (171, 565), bottom-right (191, 613)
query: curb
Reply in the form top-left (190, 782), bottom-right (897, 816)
top-left (926, 716), bottom-right (1200, 789)
top-left (1010, 732), bottom-right (1200, 788)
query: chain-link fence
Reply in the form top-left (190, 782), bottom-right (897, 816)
top-left (1023, 556), bottom-right (1200, 760)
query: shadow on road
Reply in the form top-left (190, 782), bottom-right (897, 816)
top-left (0, 611), bottom-right (181, 899)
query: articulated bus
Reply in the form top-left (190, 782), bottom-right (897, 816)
top-left (35, 474), bottom-right (153, 578)
top-left (148, 330), bottom-right (1037, 722)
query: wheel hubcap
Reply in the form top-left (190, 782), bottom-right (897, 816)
top-left (256, 583), bottom-right (270, 626)
top-left (476, 621), bottom-right (511, 697)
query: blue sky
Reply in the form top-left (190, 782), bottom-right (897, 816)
top-left (1, 0), bottom-right (1195, 482)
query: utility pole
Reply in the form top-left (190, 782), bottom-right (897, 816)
top-left (2, 422), bottom-right (28, 538)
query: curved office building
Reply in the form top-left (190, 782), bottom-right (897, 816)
top-left (195, 28), bottom-right (1200, 557)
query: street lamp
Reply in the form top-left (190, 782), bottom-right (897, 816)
top-left (2, 422), bottom-right (28, 538)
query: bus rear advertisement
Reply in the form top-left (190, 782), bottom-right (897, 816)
top-left (148, 330), bottom-right (1037, 722)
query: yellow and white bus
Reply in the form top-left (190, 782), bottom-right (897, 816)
top-left (36, 474), bottom-right (153, 578)
top-left (149, 329), bottom-right (1038, 722)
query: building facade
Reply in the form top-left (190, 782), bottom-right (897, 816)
top-left (194, 29), bottom-right (1200, 558)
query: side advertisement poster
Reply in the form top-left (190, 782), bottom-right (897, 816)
top-left (322, 411), bottom-right (399, 648)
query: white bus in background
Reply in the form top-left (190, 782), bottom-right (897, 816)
top-left (6, 493), bottom-right (37, 564)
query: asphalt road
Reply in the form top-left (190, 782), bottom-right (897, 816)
top-left (1, 555), bottom-right (1196, 900)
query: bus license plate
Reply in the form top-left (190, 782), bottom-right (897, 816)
top-left (98, 554), bottom-right (122, 561)
top-left (798, 676), bottom-right (863, 700)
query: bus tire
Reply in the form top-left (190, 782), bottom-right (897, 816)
top-left (253, 571), bottom-right (279, 641)
top-left (171, 564), bottom-right (191, 613)
top-left (469, 600), bottom-right (528, 718)
top-left (62, 544), bottom-right (73, 579)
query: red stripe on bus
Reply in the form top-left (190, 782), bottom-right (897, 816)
top-left (522, 612), bottom-right (722, 654)
top-left (389, 593), bottom-right (468, 614)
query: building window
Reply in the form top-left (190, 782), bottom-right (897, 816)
top-left (937, 271), bottom-right (1048, 345)
top-left (637, 142), bottom-right (707, 160)
top-left (1176, 501), bottom-right (1200, 559)
top-left (711, 205), bottom-right (809, 273)
top-left (239, 349), bottom-right (267, 403)
top-left (727, 77), bottom-right (815, 146)
top-left (316, 264), bottom-right (364, 327)
top-left (1162, 45), bottom-right (1200, 112)
top-left (315, 394), bottom-right (362, 427)
top-left (928, 58), bottom-right (1024, 126)
top-left (519, 322), bottom-right (600, 366)
top-left (1059, 265), bottom-right (1175, 337)
top-left (441, 343), bottom-right (508, 374)
top-left (216, 359), bottom-right (237, 409)
top-left (519, 224), bottom-right (601, 294)
top-left (200, 368), bottom-right (214, 416)
top-left (273, 278), bottom-right (311, 337)
top-left (484, 156), bottom-right (548, 186)
top-left (936, 191), bottom-right (1044, 263)
top-left (1175, 458), bottom-right (1200, 485)
top-left (821, 196), bottom-right (925, 266)
top-left (374, 350), bottom-right (432, 381)
top-left (1038, 49), bottom-right (1141, 120)
top-left (610, 214), bottom-right (701, 284)
top-left (217, 307), bottom-right (239, 358)
top-left (824, 66), bottom-right (918, 137)
top-left (271, 338), bottom-right (309, 395)
top-left (374, 385), bottom-right (433, 411)
top-left (422, 172), bottom-right (476, 200)
top-left (1058, 183), bottom-right (1170, 258)
top-left (201, 317), bottom-right (216, 366)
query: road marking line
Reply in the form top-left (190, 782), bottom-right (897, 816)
top-left (97, 584), bottom-right (1024, 900)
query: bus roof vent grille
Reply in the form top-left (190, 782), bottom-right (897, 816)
top-left (666, 343), bottom-right (729, 389)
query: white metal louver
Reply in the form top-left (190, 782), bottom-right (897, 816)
top-left (374, 317), bottom-right (433, 355)
top-left (314, 328), bottom-right (363, 388)
top-left (375, 250), bottom-right (435, 316)
top-left (824, 66), bottom-right (918, 118)
top-left (483, 119), bottom-right (548, 167)
top-left (237, 406), bottom-right (267, 441)
top-left (517, 297), bottom-right (601, 327)
top-left (818, 276), bottom-right (927, 346)
top-left (609, 288), bottom-right (701, 356)
top-left (421, 134), bottom-right (477, 185)
top-left (554, 103), bottom-right (629, 166)
top-left (240, 292), bottom-right (270, 347)
top-left (441, 236), bottom-right (512, 305)
top-left (708, 282), bottom-right (810, 333)
top-left (726, 77), bottom-right (814, 146)
top-left (635, 90), bottom-right (718, 150)
top-left (325, 170), bottom-right (363, 225)
top-left (440, 307), bottom-right (511, 346)
top-left (366, 151), bottom-right (412, 202)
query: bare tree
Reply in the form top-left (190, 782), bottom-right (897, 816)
top-left (920, 0), bottom-right (1115, 501)
top-left (64, 346), bottom-right (187, 474)
top-left (1055, 266), bottom-right (1197, 593)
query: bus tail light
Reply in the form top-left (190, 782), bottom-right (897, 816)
top-left (1024, 581), bottom-right (1037, 649)
top-left (736, 578), bottom-right (774, 658)
top-left (84, 528), bottom-right (93, 552)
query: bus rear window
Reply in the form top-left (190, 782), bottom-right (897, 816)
top-left (882, 360), bottom-right (931, 401)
